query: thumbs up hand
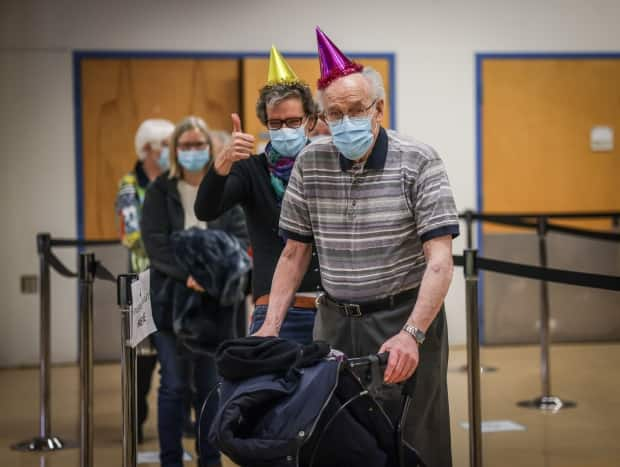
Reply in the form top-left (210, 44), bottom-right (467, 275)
top-left (214, 113), bottom-right (256, 176)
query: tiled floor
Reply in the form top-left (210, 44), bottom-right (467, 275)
top-left (1, 343), bottom-right (618, 466)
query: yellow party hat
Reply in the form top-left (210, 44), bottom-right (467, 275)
top-left (267, 45), bottom-right (299, 84)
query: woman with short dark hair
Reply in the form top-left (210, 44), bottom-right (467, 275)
top-left (195, 47), bottom-right (321, 344)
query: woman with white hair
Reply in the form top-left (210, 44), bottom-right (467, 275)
top-left (117, 118), bottom-right (175, 272)
top-left (116, 117), bottom-right (174, 443)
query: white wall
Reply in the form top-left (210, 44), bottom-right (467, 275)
top-left (0, 50), bottom-right (77, 366)
top-left (1, 0), bottom-right (619, 366)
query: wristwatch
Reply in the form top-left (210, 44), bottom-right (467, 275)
top-left (402, 324), bottom-right (426, 345)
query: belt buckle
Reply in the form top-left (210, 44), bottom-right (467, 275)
top-left (343, 303), bottom-right (362, 318)
top-left (315, 293), bottom-right (325, 308)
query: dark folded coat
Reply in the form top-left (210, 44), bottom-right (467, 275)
top-left (154, 228), bottom-right (250, 354)
top-left (171, 227), bottom-right (251, 306)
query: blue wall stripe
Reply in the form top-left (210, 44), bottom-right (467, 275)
top-left (475, 54), bottom-right (485, 342)
top-left (475, 51), bottom-right (620, 344)
top-left (72, 53), bottom-right (85, 241)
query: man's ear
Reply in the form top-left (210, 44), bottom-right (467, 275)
top-left (306, 114), bottom-right (318, 133)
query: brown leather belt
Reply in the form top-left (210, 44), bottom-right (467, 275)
top-left (255, 294), bottom-right (317, 310)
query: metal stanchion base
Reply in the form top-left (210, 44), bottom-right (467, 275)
top-left (11, 436), bottom-right (77, 452)
top-left (517, 396), bottom-right (576, 412)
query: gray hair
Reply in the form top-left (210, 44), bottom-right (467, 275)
top-left (317, 66), bottom-right (385, 111)
top-left (256, 82), bottom-right (317, 125)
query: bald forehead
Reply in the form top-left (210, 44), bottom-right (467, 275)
top-left (323, 73), bottom-right (372, 106)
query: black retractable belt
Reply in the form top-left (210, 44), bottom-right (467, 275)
top-left (320, 289), bottom-right (418, 317)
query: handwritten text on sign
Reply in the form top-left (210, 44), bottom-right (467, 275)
top-left (129, 270), bottom-right (157, 348)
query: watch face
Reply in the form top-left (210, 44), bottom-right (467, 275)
top-left (404, 325), bottom-right (425, 344)
top-left (414, 329), bottom-right (425, 343)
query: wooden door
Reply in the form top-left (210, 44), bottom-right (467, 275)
top-left (79, 57), bottom-right (240, 239)
top-left (480, 56), bottom-right (620, 344)
top-left (482, 58), bottom-right (620, 232)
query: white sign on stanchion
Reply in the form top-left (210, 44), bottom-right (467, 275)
top-left (129, 270), bottom-right (157, 348)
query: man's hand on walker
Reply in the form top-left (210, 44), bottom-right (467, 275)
top-left (379, 331), bottom-right (420, 383)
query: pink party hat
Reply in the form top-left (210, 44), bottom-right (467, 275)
top-left (316, 26), bottom-right (363, 90)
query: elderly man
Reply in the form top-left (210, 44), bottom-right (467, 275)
top-left (254, 28), bottom-right (459, 466)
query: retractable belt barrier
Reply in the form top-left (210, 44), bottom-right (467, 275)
top-left (460, 210), bottom-right (620, 244)
top-left (453, 254), bottom-right (620, 291)
top-left (12, 233), bottom-right (119, 467)
top-left (12, 230), bottom-right (619, 467)
top-left (455, 248), bottom-right (619, 467)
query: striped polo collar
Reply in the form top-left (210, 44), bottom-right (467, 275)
top-left (339, 127), bottom-right (388, 172)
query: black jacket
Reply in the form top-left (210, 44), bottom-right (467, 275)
top-left (205, 337), bottom-right (424, 467)
top-left (141, 172), bottom-right (248, 333)
top-left (194, 155), bottom-right (322, 299)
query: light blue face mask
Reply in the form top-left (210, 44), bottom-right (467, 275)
top-left (158, 146), bottom-right (170, 170)
top-left (329, 115), bottom-right (374, 161)
top-left (177, 148), bottom-right (210, 172)
top-left (269, 126), bottom-right (307, 157)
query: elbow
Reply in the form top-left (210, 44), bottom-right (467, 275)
top-left (194, 205), bottom-right (206, 221)
top-left (194, 199), bottom-right (219, 222)
top-left (427, 254), bottom-right (454, 282)
top-left (282, 240), bottom-right (311, 264)
top-left (193, 198), bottom-right (207, 221)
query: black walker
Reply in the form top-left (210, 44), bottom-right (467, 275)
top-left (199, 346), bottom-right (424, 467)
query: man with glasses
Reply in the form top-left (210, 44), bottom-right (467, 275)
top-left (254, 29), bottom-right (459, 466)
top-left (194, 46), bottom-right (321, 344)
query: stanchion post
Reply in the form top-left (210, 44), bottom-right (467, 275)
top-left (455, 214), bottom-right (498, 374)
top-left (464, 249), bottom-right (482, 467)
top-left (117, 274), bottom-right (138, 467)
top-left (517, 217), bottom-right (575, 411)
top-left (11, 234), bottom-right (75, 452)
top-left (39, 233), bottom-right (52, 441)
top-left (537, 217), bottom-right (552, 398)
top-left (79, 253), bottom-right (96, 467)
top-left (465, 209), bottom-right (474, 249)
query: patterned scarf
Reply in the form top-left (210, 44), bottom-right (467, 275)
top-left (265, 142), bottom-right (297, 203)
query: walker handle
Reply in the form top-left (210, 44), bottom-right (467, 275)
top-left (377, 351), bottom-right (389, 366)
top-left (347, 352), bottom-right (389, 368)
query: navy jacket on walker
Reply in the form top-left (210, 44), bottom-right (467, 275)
top-left (202, 337), bottom-right (425, 467)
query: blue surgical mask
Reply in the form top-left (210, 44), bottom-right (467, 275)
top-left (269, 126), bottom-right (307, 157)
top-left (329, 115), bottom-right (375, 161)
top-left (177, 148), bottom-right (210, 172)
top-left (158, 146), bottom-right (170, 170)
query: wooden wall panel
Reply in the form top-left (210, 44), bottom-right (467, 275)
top-left (80, 58), bottom-right (240, 239)
top-left (241, 57), bottom-right (392, 147)
top-left (482, 59), bottom-right (620, 232)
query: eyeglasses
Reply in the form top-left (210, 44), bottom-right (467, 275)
top-left (177, 141), bottom-right (208, 151)
top-left (322, 99), bottom-right (377, 125)
top-left (266, 117), bottom-right (306, 130)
